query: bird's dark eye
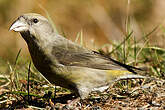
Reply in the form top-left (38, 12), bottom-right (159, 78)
top-left (33, 18), bottom-right (39, 23)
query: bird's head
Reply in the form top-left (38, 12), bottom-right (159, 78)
top-left (10, 13), bottom-right (55, 43)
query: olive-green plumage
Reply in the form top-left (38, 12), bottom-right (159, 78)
top-left (10, 13), bottom-right (144, 99)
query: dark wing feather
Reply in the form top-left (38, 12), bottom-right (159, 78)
top-left (51, 43), bottom-right (127, 70)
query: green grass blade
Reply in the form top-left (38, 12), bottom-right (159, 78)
top-left (110, 31), bottom-right (133, 55)
top-left (14, 49), bottom-right (22, 66)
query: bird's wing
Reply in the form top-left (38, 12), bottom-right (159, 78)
top-left (51, 40), bottom-right (127, 71)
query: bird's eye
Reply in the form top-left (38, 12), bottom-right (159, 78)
top-left (33, 18), bottom-right (39, 23)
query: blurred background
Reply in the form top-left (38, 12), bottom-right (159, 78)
top-left (1, 0), bottom-right (165, 62)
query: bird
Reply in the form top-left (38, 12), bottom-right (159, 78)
top-left (10, 13), bottom-right (144, 99)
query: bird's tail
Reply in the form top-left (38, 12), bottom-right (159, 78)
top-left (93, 50), bottom-right (145, 74)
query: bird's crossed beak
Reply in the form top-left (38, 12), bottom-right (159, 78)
top-left (10, 18), bottom-right (28, 32)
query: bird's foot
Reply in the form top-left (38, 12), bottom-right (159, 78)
top-left (62, 98), bottom-right (81, 110)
